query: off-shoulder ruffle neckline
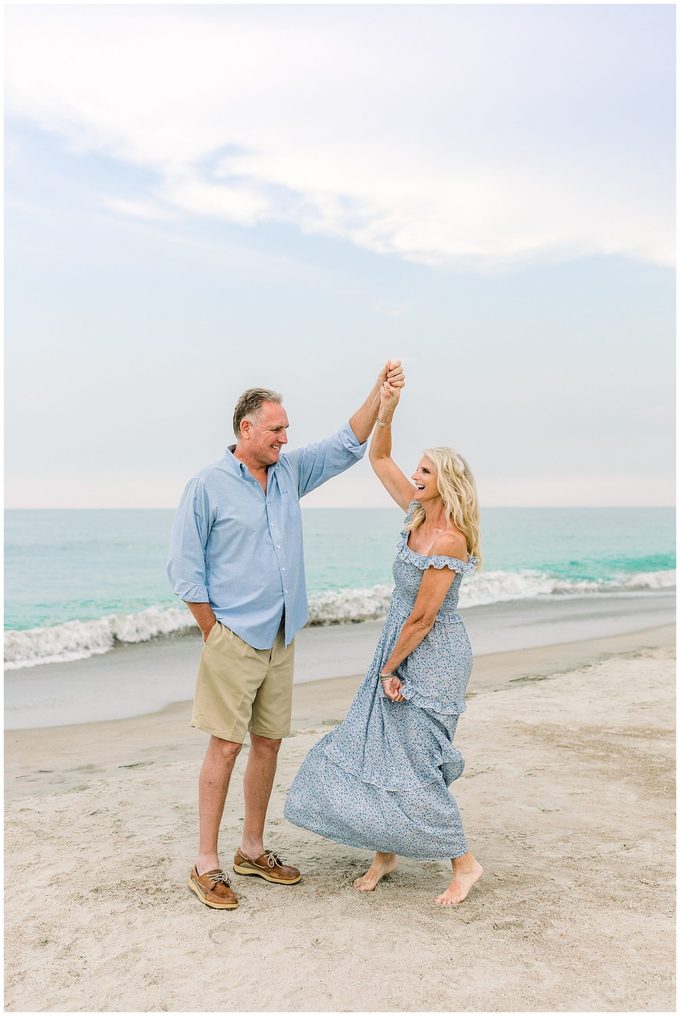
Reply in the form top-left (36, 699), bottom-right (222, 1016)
top-left (397, 530), bottom-right (477, 574)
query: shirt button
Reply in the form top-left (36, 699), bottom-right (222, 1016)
top-left (282, 567), bottom-right (286, 571)
top-left (277, 544), bottom-right (281, 549)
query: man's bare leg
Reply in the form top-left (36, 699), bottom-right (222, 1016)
top-left (195, 735), bottom-right (242, 874)
top-left (241, 733), bottom-right (281, 858)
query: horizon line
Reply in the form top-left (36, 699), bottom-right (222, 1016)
top-left (5, 504), bottom-right (676, 512)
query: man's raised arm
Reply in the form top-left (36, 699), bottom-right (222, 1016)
top-left (287, 359), bottom-right (406, 498)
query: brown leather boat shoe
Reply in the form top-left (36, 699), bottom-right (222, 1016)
top-left (233, 848), bottom-right (302, 885)
top-left (188, 866), bottom-right (239, 909)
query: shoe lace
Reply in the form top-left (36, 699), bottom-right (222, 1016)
top-left (264, 850), bottom-right (283, 869)
top-left (208, 870), bottom-right (232, 888)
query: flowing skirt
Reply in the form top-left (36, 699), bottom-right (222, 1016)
top-left (284, 602), bottom-right (472, 860)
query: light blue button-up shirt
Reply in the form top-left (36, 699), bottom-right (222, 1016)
top-left (167, 421), bottom-right (366, 649)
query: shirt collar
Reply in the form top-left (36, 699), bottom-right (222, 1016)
top-left (224, 445), bottom-right (280, 480)
top-left (224, 445), bottom-right (248, 477)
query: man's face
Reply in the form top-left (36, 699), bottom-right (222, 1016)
top-left (242, 401), bottom-right (290, 467)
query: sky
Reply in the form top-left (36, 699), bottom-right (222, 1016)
top-left (5, 2), bottom-right (675, 508)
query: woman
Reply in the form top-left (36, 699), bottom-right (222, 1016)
top-left (284, 381), bottom-right (483, 905)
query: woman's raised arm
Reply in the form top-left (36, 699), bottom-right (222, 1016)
top-left (369, 382), bottom-right (416, 511)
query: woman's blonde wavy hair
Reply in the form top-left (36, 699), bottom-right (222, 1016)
top-left (406, 447), bottom-right (482, 567)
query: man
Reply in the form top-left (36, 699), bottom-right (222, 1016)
top-left (167, 361), bottom-right (405, 909)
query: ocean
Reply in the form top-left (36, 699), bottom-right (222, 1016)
top-left (4, 507), bottom-right (675, 670)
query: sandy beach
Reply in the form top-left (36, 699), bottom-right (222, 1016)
top-left (4, 2), bottom-right (676, 1012)
top-left (5, 623), bottom-right (676, 1012)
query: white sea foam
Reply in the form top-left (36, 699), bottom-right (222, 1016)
top-left (619, 570), bottom-right (677, 591)
top-left (4, 607), bottom-right (195, 670)
top-left (457, 568), bottom-right (676, 606)
top-left (4, 569), bottom-right (675, 670)
top-left (307, 585), bottom-right (394, 624)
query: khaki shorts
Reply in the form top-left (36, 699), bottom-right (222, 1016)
top-left (191, 621), bottom-right (295, 743)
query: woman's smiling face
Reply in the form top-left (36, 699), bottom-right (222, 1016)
top-left (411, 456), bottom-right (439, 502)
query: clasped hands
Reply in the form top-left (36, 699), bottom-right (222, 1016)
top-left (379, 360), bottom-right (405, 410)
top-left (380, 672), bottom-right (406, 703)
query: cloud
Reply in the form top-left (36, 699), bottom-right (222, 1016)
top-left (103, 197), bottom-right (176, 222)
top-left (160, 174), bottom-right (272, 226)
top-left (5, 5), bottom-right (675, 267)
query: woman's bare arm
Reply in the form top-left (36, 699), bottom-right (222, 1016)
top-left (369, 382), bottom-right (416, 511)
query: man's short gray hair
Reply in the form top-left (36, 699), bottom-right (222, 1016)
top-left (232, 387), bottom-right (283, 437)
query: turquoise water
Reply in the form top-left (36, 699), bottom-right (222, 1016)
top-left (5, 507), bottom-right (675, 631)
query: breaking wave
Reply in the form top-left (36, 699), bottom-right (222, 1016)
top-left (4, 568), bottom-right (674, 670)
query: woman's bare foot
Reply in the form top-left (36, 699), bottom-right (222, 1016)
top-left (353, 851), bottom-right (398, 891)
top-left (434, 853), bottom-right (483, 906)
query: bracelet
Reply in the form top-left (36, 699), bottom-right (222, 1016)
top-left (378, 672), bottom-right (393, 681)
top-left (375, 417), bottom-right (390, 428)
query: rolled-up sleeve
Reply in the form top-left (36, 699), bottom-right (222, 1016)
top-left (166, 477), bottom-right (212, 602)
top-left (289, 421), bottom-right (367, 498)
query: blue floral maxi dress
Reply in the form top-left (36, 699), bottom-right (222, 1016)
top-left (284, 508), bottom-right (477, 860)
